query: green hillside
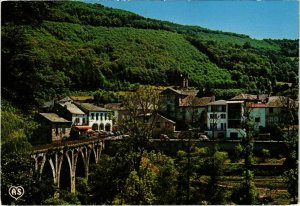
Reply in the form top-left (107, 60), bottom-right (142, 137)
top-left (1, 1), bottom-right (298, 108)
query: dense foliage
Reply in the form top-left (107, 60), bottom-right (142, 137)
top-left (2, 1), bottom-right (298, 108)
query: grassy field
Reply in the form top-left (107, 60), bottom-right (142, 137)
top-left (198, 175), bottom-right (291, 204)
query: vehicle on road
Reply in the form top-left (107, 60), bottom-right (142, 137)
top-left (199, 134), bottom-right (209, 141)
top-left (160, 134), bottom-right (170, 141)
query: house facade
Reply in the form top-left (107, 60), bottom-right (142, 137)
top-left (226, 101), bottom-right (246, 139)
top-left (38, 113), bottom-right (72, 144)
top-left (159, 87), bottom-right (213, 130)
top-left (206, 100), bottom-right (227, 138)
top-left (54, 97), bottom-right (87, 126)
top-left (152, 113), bottom-right (176, 138)
top-left (75, 103), bottom-right (113, 132)
top-left (248, 103), bottom-right (267, 131)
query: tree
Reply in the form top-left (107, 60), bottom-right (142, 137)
top-left (278, 96), bottom-right (298, 203)
top-left (120, 86), bottom-right (160, 173)
top-left (89, 153), bottom-right (131, 204)
top-left (283, 168), bottom-right (298, 204)
top-left (205, 151), bottom-right (229, 204)
top-left (231, 106), bottom-right (258, 204)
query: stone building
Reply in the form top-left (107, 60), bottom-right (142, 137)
top-left (159, 87), bottom-right (213, 130)
top-left (38, 113), bottom-right (72, 144)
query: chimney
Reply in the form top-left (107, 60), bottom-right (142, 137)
top-left (211, 96), bottom-right (215, 102)
top-left (180, 74), bottom-right (188, 88)
top-left (184, 77), bottom-right (188, 88)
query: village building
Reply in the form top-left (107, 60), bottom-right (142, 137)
top-left (248, 103), bottom-right (267, 131)
top-left (152, 113), bottom-right (176, 138)
top-left (264, 96), bottom-right (298, 127)
top-left (205, 100), bottom-right (227, 138)
top-left (103, 103), bottom-right (127, 132)
top-left (159, 87), bottom-right (214, 130)
top-left (38, 113), bottom-right (72, 144)
top-left (75, 102), bottom-right (113, 132)
top-left (226, 101), bottom-right (245, 139)
top-left (54, 97), bottom-right (87, 126)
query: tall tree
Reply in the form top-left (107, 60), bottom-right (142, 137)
top-left (120, 86), bottom-right (160, 173)
top-left (231, 106), bottom-right (258, 204)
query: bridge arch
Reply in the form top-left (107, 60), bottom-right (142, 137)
top-left (60, 151), bottom-right (72, 191)
top-left (76, 150), bottom-right (86, 178)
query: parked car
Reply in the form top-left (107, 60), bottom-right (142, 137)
top-left (199, 134), bottom-right (209, 141)
top-left (160, 134), bottom-right (170, 141)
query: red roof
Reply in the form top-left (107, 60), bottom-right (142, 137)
top-left (74, 125), bottom-right (92, 131)
top-left (248, 103), bottom-right (266, 108)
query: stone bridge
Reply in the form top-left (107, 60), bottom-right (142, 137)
top-left (32, 137), bottom-right (105, 194)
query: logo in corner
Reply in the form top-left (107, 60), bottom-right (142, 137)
top-left (9, 186), bottom-right (24, 200)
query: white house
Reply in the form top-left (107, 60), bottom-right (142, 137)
top-left (75, 102), bottom-right (113, 132)
top-left (206, 100), bottom-right (227, 138)
top-left (248, 103), bottom-right (267, 131)
top-left (55, 99), bottom-right (87, 126)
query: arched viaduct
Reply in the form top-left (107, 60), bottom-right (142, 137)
top-left (32, 138), bottom-right (104, 194)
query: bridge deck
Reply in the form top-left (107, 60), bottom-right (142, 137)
top-left (32, 136), bottom-right (104, 153)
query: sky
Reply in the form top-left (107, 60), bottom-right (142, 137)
top-left (84, 0), bottom-right (299, 40)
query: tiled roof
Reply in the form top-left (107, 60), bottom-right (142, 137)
top-left (207, 100), bottom-right (227, 105)
top-left (266, 96), bottom-right (297, 108)
top-left (162, 87), bottom-right (199, 96)
top-left (76, 103), bottom-right (111, 112)
top-left (248, 103), bottom-right (267, 108)
top-left (231, 93), bottom-right (268, 101)
top-left (59, 102), bottom-right (85, 115)
top-left (180, 96), bottom-right (213, 107)
top-left (39, 113), bottom-right (71, 123)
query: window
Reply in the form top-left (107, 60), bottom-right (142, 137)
top-left (62, 127), bottom-right (66, 134)
top-left (105, 113), bottom-right (107, 120)
top-left (211, 105), bottom-right (218, 112)
top-left (230, 132), bottom-right (238, 139)
top-left (83, 118), bottom-right (85, 124)
top-left (210, 122), bottom-right (217, 129)
top-left (255, 117), bottom-right (260, 123)
top-left (56, 126), bottom-right (58, 136)
top-left (91, 113), bottom-right (94, 120)
top-left (156, 122), bottom-right (160, 128)
top-left (75, 118), bottom-right (80, 123)
top-left (96, 113), bottom-right (99, 120)
top-left (221, 105), bottom-right (226, 112)
top-left (269, 108), bottom-right (273, 113)
top-left (221, 114), bottom-right (226, 119)
top-left (100, 113), bottom-right (103, 120)
top-left (210, 114), bottom-right (217, 119)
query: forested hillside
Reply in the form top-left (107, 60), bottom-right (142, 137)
top-left (2, 1), bottom-right (298, 108)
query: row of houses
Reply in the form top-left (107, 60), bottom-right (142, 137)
top-left (38, 85), bottom-right (297, 144)
top-left (38, 96), bottom-right (177, 144)
top-left (159, 88), bottom-right (298, 139)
